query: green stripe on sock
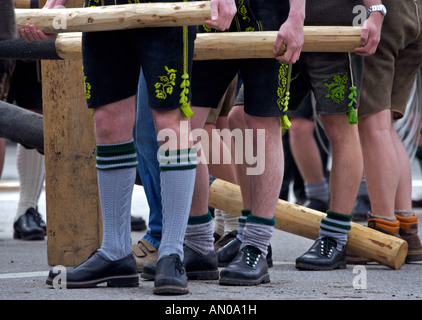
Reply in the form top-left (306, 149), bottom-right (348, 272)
top-left (96, 141), bottom-right (138, 170)
top-left (188, 211), bottom-right (213, 225)
top-left (246, 214), bottom-right (276, 226)
top-left (320, 210), bottom-right (352, 234)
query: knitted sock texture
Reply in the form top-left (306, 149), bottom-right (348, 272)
top-left (15, 144), bottom-right (45, 220)
top-left (158, 148), bottom-right (197, 261)
top-left (241, 214), bottom-right (275, 258)
top-left (236, 209), bottom-right (251, 242)
top-left (319, 210), bottom-right (352, 249)
top-left (185, 211), bottom-right (214, 256)
top-left (305, 179), bottom-right (329, 203)
top-left (96, 141), bottom-right (137, 261)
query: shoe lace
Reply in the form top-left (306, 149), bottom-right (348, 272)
top-left (320, 238), bottom-right (337, 258)
top-left (242, 245), bottom-right (262, 267)
top-left (27, 208), bottom-right (44, 225)
top-left (170, 254), bottom-right (185, 274)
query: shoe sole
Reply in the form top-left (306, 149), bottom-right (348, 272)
top-left (141, 269), bottom-right (219, 281)
top-left (13, 231), bottom-right (45, 241)
top-left (219, 273), bottom-right (270, 286)
top-left (295, 261), bottom-right (347, 271)
top-left (153, 285), bottom-right (189, 295)
top-left (405, 252), bottom-right (422, 263)
top-left (45, 275), bottom-right (139, 288)
top-left (187, 269), bottom-right (219, 280)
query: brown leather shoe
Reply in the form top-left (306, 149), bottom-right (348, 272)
top-left (132, 239), bottom-right (158, 272)
top-left (214, 230), bottom-right (237, 251)
top-left (395, 213), bottom-right (422, 263)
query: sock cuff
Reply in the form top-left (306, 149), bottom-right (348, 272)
top-left (320, 210), bottom-right (352, 234)
top-left (241, 209), bottom-right (251, 217)
top-left (326, 210), bottom-right (353, 222)
top-left (188, 211), bottom-right (213, 225)
top-left (158, 148), bottom-right (197, 171)
top-left (96, 140), bottom-right (138, 170)
top-left (246, 214), bottom-right (276, 226)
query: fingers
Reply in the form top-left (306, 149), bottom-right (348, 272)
top-left (206, 0), bottom-right (236, 31)
top-left (20, 24), bottom-right (55, 42)
top-left (273, 36), bottom-right (302, 64)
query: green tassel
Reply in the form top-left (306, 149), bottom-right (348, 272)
top-left (348, 106), bottom-right (358, 125)
top-left (347, 86), bottom-right (358, 125)
top-left (181, 103), bottom-right (194, 118)
top-left (281, 115), bottom-right (291, 129)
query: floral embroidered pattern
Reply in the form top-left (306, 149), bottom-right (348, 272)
top-left (237, 0), bottom-right (251, 23)
top-left (276, 63), bottom-right (292, 129)
top-left (82, 68), bottom-right (92, 100)
top-left (155, 66), bottom-right (177, 100)
top-left (324, 73), bottom-right (349, 103)
top-left (277, 63), bottom-right (290, 111)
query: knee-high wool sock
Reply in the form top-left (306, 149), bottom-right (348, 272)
top-left (15, 144), bottom-right (45, 221)
top-left (96, 140), bottom-right (138, 261)
top-left (158, 148), bottom-right (197, 261)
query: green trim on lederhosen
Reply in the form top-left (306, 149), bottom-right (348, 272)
top-left (277, 63), bottom-right (292, 129)
top-left (179, 11), bottom-right (193, 118)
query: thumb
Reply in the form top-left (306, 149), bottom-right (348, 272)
top-left (210, 1), bottom-right (219, 20)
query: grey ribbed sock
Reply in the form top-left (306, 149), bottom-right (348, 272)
top-left (241, 215), bottom-right (275, 258)
top-left (96, 140), bottom-right (138, 261)
top-left (185, 212), bottom-right (214, 255)
top-left (305, 179), bottom-right (329, 202)
top-left (97, 167), bottom-right (135, 261)
top-left (236, 209), bottom-right (251, 242)
top-left (319, 210), bottom-right (352, 250)
top-left (158, 148), bottom-right (197, 261)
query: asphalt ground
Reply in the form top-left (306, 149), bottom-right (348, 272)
top-left (1, 140), bottom-right (422, 314)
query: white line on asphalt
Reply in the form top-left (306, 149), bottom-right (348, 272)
top-left (0, 271), bottom-right (49, 279)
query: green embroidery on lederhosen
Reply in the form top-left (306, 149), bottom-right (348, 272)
top-left (197, 0), bottom-right (262, 33)
top-left (155, 1), bottom-right (193, 118)
top-left (276, 63), bottom-right (292, 129)
top-left (234, 0), bottom-right (262, 32)
top-left (155, 66), bottom-right (177, 100)
top-left (324, 72), bottom-right (358, 125)
top-left (82, 66), bottom-right (92, 100)
top-left (324, 73), bottom-right (348, 104)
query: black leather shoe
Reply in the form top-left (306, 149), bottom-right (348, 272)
top-left (302, 198), bottom-right (329, 212)
top-left (184, 245), bottom-right (219, 280)
top-left (13, 208), bottom-right (45, 240)
top-left (141, 245), bottom-right (219, 280)
top-left (45, 251), bottom-right (139, 288)
top-left (217, 237), bottom-right (273, 268)
top-left (295, 237), bottom-right (347, 271)
top-left (131, 216), bottom-right (146, 231)
top-left (217, 237), bottom-right (241, 267)
top-left (219, 245), bottom-right (270, 286)
top-left (154, 254), bottom-right (189, 295)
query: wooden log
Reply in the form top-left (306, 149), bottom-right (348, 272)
top-left (15, 2), bottom-right (211, 33)
top-left (194, 27), bottom-right (362, 59)
top-left (51, 26), bottom-right (362, 61)
top-left (42, 0), bottom-right (101, 267)
top-left (208, 179), bottom-right (408, 270)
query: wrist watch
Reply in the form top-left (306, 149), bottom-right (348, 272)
top-left (366, 4), bottom-right (387, 18)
